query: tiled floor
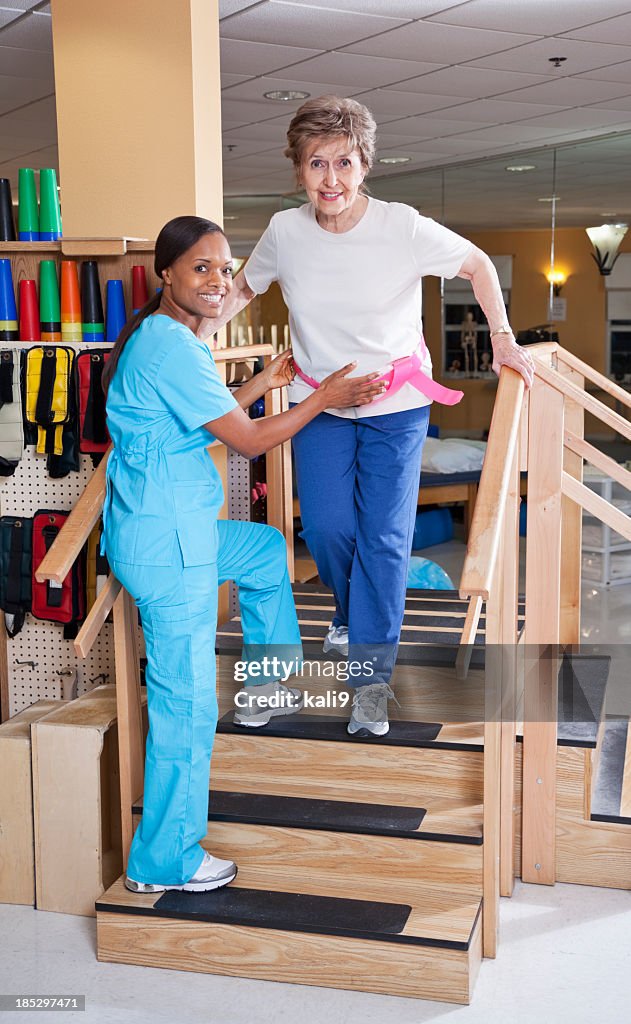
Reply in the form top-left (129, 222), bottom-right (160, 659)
top-left (1, 538), bottom-right (630, 1023)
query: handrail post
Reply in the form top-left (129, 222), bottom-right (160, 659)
top-left (522, 376), bottom-right (564, 885)
top-left (556, 353), bottom-right (585, 645)
top-left (113, 588), bottom-right (145, 868)
top-left (499, 443), bottom-right (520, 898)
top-left (264, 353), bottom-right (294, 579)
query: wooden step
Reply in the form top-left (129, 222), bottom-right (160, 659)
top-left (132, 790), bottom-right (483, 897)
top-left (212, 733), bottom-right (482, 838)
top-left (96, 873), bottom-right (482, 1003)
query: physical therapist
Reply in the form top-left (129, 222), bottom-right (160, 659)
top-left (101, 215), bottom-right (383, 896)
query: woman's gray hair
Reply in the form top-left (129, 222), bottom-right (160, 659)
top-left (284, 95), bottom-right (377, 188)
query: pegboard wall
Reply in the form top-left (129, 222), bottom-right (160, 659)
top-left (1, 340), bottom-right (117, 716)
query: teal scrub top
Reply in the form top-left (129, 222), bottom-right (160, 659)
top-left (103, 314), bottom-right (238, 568)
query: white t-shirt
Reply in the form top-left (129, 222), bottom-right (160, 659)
top-left (244, 197), bottom-right (473, 419)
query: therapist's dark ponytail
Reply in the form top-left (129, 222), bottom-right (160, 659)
top-left (102, 215), bottom-right (226, 396)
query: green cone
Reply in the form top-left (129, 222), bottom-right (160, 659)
top-left (39, 168), bottom-right (62, 241)
top-left (39, 260), bottom-right (61, 341)
top-left (18, 168), bottom-right (39, 241)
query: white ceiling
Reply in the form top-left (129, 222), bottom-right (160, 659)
top-left (1, 0), bottom-right (631, 248)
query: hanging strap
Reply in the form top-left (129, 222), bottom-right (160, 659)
top-left (42, 523), bottom-right (63, 608)
top-left (83, 354), bottom-right (107, 443)
top-left (0, 351), bottom-right (13, 408)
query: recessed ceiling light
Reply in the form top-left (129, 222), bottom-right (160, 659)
top-left (263, 90), bottom-right (310, 101)
top-left (378, 156), bottom-right (412, 165)
top-left (600, 212), bottom-right (618, 218)
top-left (538, 196), bottom-right (561, 202)
top-left (224, 215), bottom-right (239, 221)
top-left (505, 164), bottom-right (536, 172)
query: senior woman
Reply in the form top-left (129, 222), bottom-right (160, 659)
top-left (214, 95), bottom-right (534, 739)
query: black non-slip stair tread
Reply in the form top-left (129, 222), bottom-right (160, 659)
top-left (134, 790), bottom-right (427, 838)
top-left (216, 710), bottom-right (466, 749)
top-left (96, 884), bottom-right (480, 951)
top-left (591, 717), bottom-right (630, 824)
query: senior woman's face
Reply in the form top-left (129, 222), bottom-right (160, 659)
top-left (300, 136), bottom-right (365, 221)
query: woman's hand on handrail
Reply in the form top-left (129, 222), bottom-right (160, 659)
top-left (491, 335), bottom-right (534, 389)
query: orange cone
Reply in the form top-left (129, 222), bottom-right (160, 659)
top-left (60, 260), bottom-right (82, 342)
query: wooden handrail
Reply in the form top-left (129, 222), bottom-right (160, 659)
top-left (213, 343), bottom-right (273, 362)
top-left (562, 472), bottom-right (631, 542)
top-left (455, 595), bottom-right (484, 679)
top-left (564, 431), bottom-right (631, 492)
top-left (557, 347), bottom-right (631, 412)
top-left (535, 361), bottom-right (631, 442)
top-left (74, 574), bottom-right (122, 658)
top-left (459, 367), bottom-right (525, 599)
top-left (35, 452), bottom-right (110, 584)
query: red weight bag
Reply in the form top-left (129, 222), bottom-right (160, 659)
top-left (31, 510), bottom-right (85, 638)
top-left (76, 349), bottom-right (110, 455)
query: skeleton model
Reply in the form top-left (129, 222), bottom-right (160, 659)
top-left (460, 311), bottom-right (479, 376)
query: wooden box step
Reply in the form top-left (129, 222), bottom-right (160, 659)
top-left (96, 873), bottom-right (482, 1003)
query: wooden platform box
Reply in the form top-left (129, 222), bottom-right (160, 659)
top-left (0, 699), bottom-right (64, 906)
top-left (31, 685), bottom-right (135, 917)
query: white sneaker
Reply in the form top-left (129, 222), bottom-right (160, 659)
top-left (347, 683), bottom-right (398, 738)
top-left (125, 851), bottom-right (237, 894)
top-left (323, 624), bottom-right (349, 656)
top-left (233, 678), bottom-right (304, 728)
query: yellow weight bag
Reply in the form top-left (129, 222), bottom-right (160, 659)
top-left (25, 345), bottom-right (75, 456)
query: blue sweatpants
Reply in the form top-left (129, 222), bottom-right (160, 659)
top-left (110, 519), bottom-right (301, 886)
top-left (292, 405), bottom-right (430, 685)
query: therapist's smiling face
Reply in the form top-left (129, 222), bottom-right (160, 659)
top-left (161, 232), bottom-right (234, 327)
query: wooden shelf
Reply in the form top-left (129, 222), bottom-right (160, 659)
top-left (0, 238), bottom-right (153, 257)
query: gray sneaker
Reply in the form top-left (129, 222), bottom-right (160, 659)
top-left (323, 624), bottom-right (349, 656)
top-left (233, 678), bottom-right (304, 728)
top-left (125, 851), bottom-right (237, 894)
top-left (347, 683), bottom-right (398, 738)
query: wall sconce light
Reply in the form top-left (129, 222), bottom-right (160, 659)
top-left (585, 223), bottom-right (628, 275)
top-left (546, 269), bottom-right (567, 296)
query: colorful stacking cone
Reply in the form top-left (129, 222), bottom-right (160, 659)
top-left (131, 265), bottom-right (149, 314)
top-left (105, 280), bottom-right (126, 342)
top-left (18, 168), bottom-right (39, 241)
top-left (39, 168), bottom-right (62, 241)
top-left (80, 261), bottom-right (104, 341)
top-left (39, 260), bottom-right (61, 342)
top-left (19, 279), bottom-right (40, 341)
top-left (0, 260), bottom-right (18, 341)
top-left (0, 179), bottom-right (16, 241)
top-left (60, 260), bottom-right (82, 342)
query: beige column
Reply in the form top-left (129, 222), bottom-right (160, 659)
top-left (50, 0), bottom-right (223, 238)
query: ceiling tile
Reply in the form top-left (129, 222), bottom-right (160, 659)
top-left (405, 136), bottom-right (506, 153)
top-left (274, 51), bottom-right (445, 89)
top-left (0, 10), bottom-right (23, 30)
top-left (221, 1), bottom-right (407, 50)
top-left (220, 0), bottom-right (262, 16)
top-left (222, 97), bottom-right (291, 124)
top-left (220, 38), bottom-right (320, 77)
top-left (221, 72), bottom-right (252, 88)
top-left (500, 77), bottom-right (631, 105)
top-left (352, 89), bottom-right (469, 118)
top-left (0, 1), bottom-right (43, 9)
top-left (426, 98), bottom-right (569, 123)
top-left (222, 75), bottom-right (356, 102)
top-left (392, 66), bottom-right (555, 98)
top-left (561, 12), bottom-right (631, 45)
top-left (294, 0), bottom-right (465, 17)
top-left (445, 123), bottom-right (586, 143)
top-left (0, 72), bottom-right (54, 104)
top-left (0, 44), bottom-right (53, 79)
top-left (223, 118), bottom-right (290, 143)
top-left (468, 37), bottom-right (631, 76)
top-left (379, 114), bottom-right (493, 139)
top-left (426, 0), bottom-right (631, 35)
top-left (587, 94), bottom-right (631, 112)
top-left (342, 21), bottom-right (540, 63)
top-left (517, 107), bottom-right (631, 129)
top-left (223, 140), bottom-right (285, 160)
top-left (576, 61), bottom-right (631, 85)
top-left (0, 10), bottom-right (52, 51)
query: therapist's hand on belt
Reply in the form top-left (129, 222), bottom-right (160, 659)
top-left (317, 362), bottom-right (386, 408)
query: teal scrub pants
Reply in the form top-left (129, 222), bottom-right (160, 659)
top-left (111, 519), bottom-right (301, 886)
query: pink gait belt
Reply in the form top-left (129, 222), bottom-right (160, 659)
top-left (292, 339), bottom-right (464, 407)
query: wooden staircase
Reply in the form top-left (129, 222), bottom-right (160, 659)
top-left (97, 642), bottom-right (485, 1003)
top-left (32, 342), bottom-right (631, 1004)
